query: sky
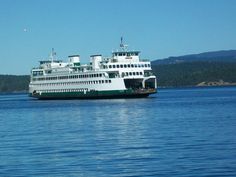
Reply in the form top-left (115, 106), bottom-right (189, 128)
top-left (0, 0), bottom-right (236, 75)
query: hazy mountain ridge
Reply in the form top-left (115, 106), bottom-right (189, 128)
top-left (152, 50), bottom-right (236, 65)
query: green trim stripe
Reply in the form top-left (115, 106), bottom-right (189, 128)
top-left (30, 89), bottom-right (156, 99)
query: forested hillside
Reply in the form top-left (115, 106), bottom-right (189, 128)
top-left (152, 50), bottom-right (236, 65)
top-left (0, 75), bottom-right (30, 92)
top-left (152, 62), bottom-right (236, 87)
top-left (151, 49), bottom-right (236, 87)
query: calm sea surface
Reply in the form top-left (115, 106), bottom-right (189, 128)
top-left (0, 87), bottom-right (236, 177)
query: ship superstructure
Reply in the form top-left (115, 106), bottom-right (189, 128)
top-left (29, 40), bottom-right (157, 99)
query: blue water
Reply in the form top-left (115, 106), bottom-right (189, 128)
top-left (0, 87), bottom-right (236, 177)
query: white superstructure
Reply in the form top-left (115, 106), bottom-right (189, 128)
top-left (29, 40), bottom-right (157, 99)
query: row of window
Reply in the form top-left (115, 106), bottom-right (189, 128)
top-left (113, 52), bottom-right (139, 56)
top-left (33, 73), bottom-right (105, 81)
top-left (107, 63), bottom-right (150, 69)
top-left (33, 71), bottom-right (44, 76)
top-left (31, 80), bottom-right (112, 87)
top-left (37, 88), bottom-right (90, 93)
top-left (122, 72), bottom-right (143, 77)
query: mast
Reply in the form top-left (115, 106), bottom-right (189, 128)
top-left (120, 37), bottom-right (124, 48)
top-left (120, 37), bottom-right (128, 51)
top-left (50, 48), bottom-right (56, 63)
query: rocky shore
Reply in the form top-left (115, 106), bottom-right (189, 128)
top-left (197, 80), bottom-right (236, 87)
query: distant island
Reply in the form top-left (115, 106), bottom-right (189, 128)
top-left (1, 50), bottom-right (236, 93)
top-left (151, 49), bottom-right (236, 87)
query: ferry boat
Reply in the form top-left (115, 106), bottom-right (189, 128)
top-left (29, 39), bottom-right (157, 99)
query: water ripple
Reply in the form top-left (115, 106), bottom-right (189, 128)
top-left (0, 87), bottom-right (236, 176)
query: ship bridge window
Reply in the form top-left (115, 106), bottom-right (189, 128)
top-left (127, 64), bottom-right (130, 68)
top-left (113, 65), bottom-right (115, 68)
top-left (120, 64), bottom-right (123, 68)
top-left (131, 64), bottom-right (134, 68)
top-left (108, 72), bottom-right (117, 78)
top-left (116, 65), bottom-right (119, 68)
top-left (119, 53), bottom-right (122, 56)
top-left (124, 64), bottom-right (127, 68)
top-left (145, 64), bottom-right (148, 67)
top-left (109, 65), bottom-right (112, 68)
top-left (148, 64), bottom-right (150, 67)
top-left (33, 72), bottom-right (37, 76)
top-left (33, 71), bottom-right (43, 76)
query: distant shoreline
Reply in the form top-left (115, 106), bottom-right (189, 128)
top-left (196, 80), bottom-right (236, 87)
top-left (157, 83), bottom-right (236, 89)
top-left (0, 91), bottom-right (28, 94)
top-left (1, 85), bottom-right (236, 94)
